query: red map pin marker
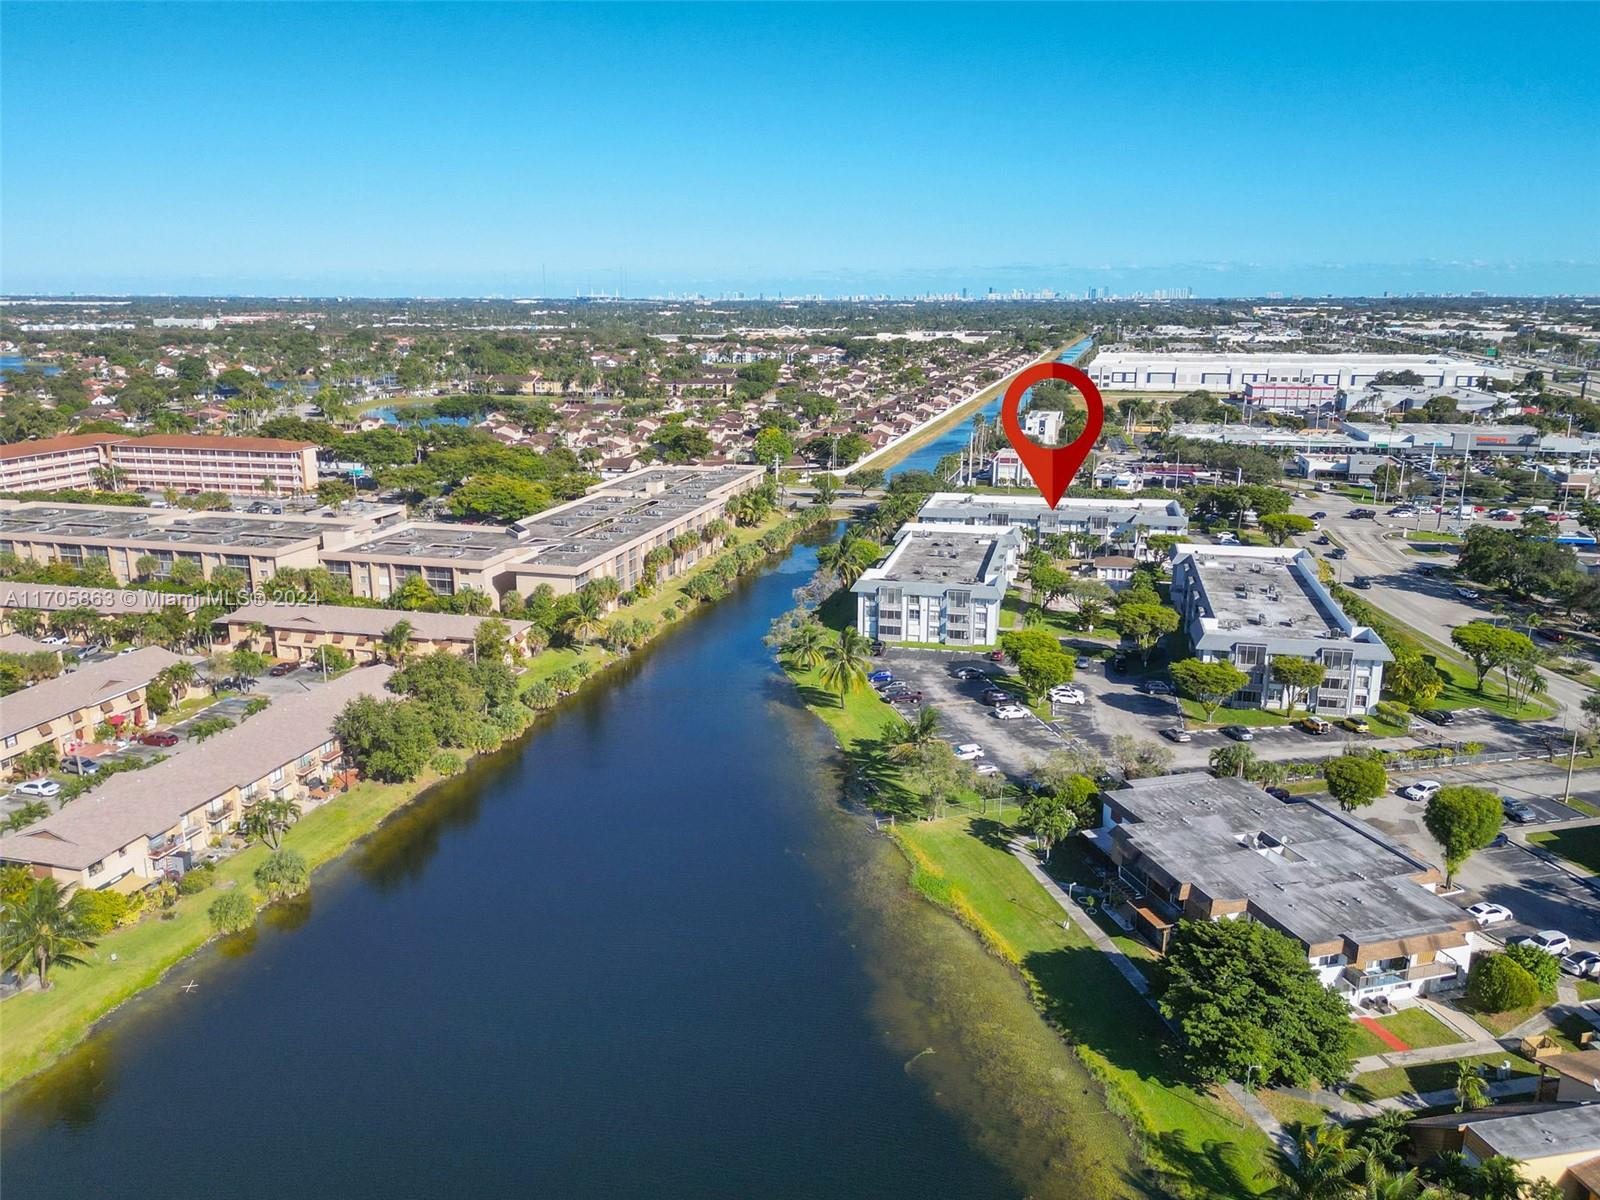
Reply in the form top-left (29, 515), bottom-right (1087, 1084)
top-left (999, 362), bottom-right (1105, 509)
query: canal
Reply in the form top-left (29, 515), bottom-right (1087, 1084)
top-left (887, 335), bottom-right (1095, 477)
top-left (1, 535), bottom-right (1137, 1199)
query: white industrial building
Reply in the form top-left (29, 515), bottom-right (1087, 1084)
top-left (1086, 352), bottom-right (1514, 393)
top-left (1169, 543), bottom-right (1392, 717)
top-left (851, 523), bottom-right (1025, 647)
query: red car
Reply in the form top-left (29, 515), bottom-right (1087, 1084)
top-left (987, 649), bottom-right (1005, 662)
top-left (139, 731), bottom-right (180, 747)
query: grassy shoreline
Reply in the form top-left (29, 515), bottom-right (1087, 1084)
top-left (777, 644), bottom-right (1271, 1196)
top-left (1, 505), bottom-right (826, 1094)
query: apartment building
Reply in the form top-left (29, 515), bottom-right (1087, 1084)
top-left (916, 493), bottom-right (1188, 560)
top-left (506, 465), bottom-right (765, 596)
top-left (1170, 544), bottom-right (1392, 717)
top-left (1, 581), bottom-right (203, 630)
top-left (1092, 774), bottom-right (1477, 1004)
top-left (0, 647), bottom-right (191, 774)
top-left (0, 667), bottom-right (392, 892)
top-left (213, 602), bottom-right (533, 663)
top-left (851, 523), bottom-right (1024, 647)
top-left (320, 522), bottom-right (535, 604)
top-left (0, 501), bottom-right (403, 585)
top-left (0, 433), bottom-right (318, 496)
top-left (0, 433), bottom-right (129, 492)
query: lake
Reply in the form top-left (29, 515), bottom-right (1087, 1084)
top-left (0, 535), bottom-right (1136, 1199)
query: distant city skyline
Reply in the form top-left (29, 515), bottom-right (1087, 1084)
top-left (3, 3), bottom-right (1597, 298)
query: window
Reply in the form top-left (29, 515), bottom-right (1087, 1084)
top-left (3, 735), bottom-right (16, 749)
top-left (948, 590), bottom-right (971, 608)
top-left (88, 861), bottom-right (104, 877)
top-left (224, 554), bottom-right (251, 571)
top-left (423, 566), bottom-right (455, 595)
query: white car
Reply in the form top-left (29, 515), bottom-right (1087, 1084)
top-left (11, 778), bottom-right (62, 799)
top-left (1048, 687), bottom-right (1086, 705)
top-left (993, 704), bottom-right (1030, 720)
top-left (1466, 902), bottom-right (1513, 926)
top-left (1560, 951), bottom-right (1600, 979)
top-left (1400, 780), bottom-right (1442, 803)
top-left (1514, 930), bottom-right (1572, 956)
top-left (952, 743), bottom-right (985, 761)
top-left (975, 762), bottom-right (1002, 776)
top-left (40, 635), bottom-right (71, 647)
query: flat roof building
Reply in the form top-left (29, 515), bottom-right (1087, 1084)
top-left (1093, 773), bottom-right (1476, 1002)
top-left (1086, 351), bottom-right (1513, 393)
top-left (851, 523), bottom-right (1024, 647)
top-left (0, 434), bottom-right (319, 497)
top-left (1170, 543), bottom-right (1392, 716)
top-left (0, 501), bottom-right (402, 586)
top-left (916, 492), bottom-right (1188, 559)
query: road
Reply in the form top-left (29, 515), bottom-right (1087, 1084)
top-left (1288, 493), bottom-right (1594, 723)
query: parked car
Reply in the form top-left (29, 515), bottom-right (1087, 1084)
top-left (1314, 535), bottom-right (1332, 546)
top-left (1327, 547), bottom-right (1347, 560)
top-left (1536, 626), bottom-right (1569, 643)
top-left (975, 762), bottom-right (1003, 776)
top-left (62, 757), bottom-right (101, 775)
top-left (1137, 680), bottom-right (1174, 696)
top-left (1310, 511), bottom-right (1327, 520)
top-left (993, 704), bottom-right (1029, 721)
top-left (40, 635), bottom-right (72, 647)
top-left (1161, 726), bottom-right (1192, 743)
top-left (1074, 655), bottom-right (1091, 668)
top-left (1466, 902), bottom-right (1514, 926)
top-left (1420, 709), bottom-right (1457, 727)
top-left (12, 779), bottom-right (61, 799)
top-left (1349, 508), bottom-right (1376, 519)
top-left (1342, 716), bottom-right (1371, 734)
top-left (1350, 576), bottom-right (1372, 589)
top-left (979, 688), bottom-right (1010, 706)
top-left (1110, 654), bottom-right (1128, 671)
top-left (1513, 930), bottom-right (1572, 957)
top-left (138, 731), bottom-right (180, 747)
top-left (1220, 725), bottom-right (1254, 741)
top-left (952, 743), bottom-right (985, 761)
top-left (1454, 586), bottom-right (1478, 600)
top-left (868, 669), bottom-right (893, 684)
top-left (953, 666), bottom-right (982, 681)
top-left (1401, 780), bottom-right (1442, 802)
top-left (1501, 798), bottom-right (1538, 824)
top-left (268, 661), bottom-right (302, 677)
top-left (1560, 951), bottom-right (1600, 979)
top-left (1263, 786), bottom-right (1291, 802)
top-left (1299, 716), bottom-right (1333, 736)
top-left (1048, 686), bottom-right (1085, 705)
top-left (870, 641), bottom-right (885, 656)
top-left (986, 650), bottom-right (1005, 662)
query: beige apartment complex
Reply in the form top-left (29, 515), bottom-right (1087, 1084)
top-left (0, 646), bottom-right (191, 774)
top-left (0, 433), bottom-right (319, 496)
top-left (324, 465), bottom-right (765, 604)
top-left (213, 602), bottom-right (533, 662)
top-left (0, 667), bottom-right (392, 892)
top-left (0, 501), bottom-right (406, 586)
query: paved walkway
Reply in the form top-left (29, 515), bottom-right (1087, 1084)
top-left (1005, 839), bottom-right (1302, 1159)
top-left (1351, 1038), bottom-right (1507, 1076)
top-left (1278, 1075), bottom-right (1539, 1122)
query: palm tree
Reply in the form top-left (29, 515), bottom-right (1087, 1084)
top-left (3, 801), bottom-right (52, 832)
top-left (818, 627), bottom-right (872, 708)
top-left (563, 591), bottom-right (606, 645)
top-left (1, 877), bottom-right (97, 990)
top-left (784, 620), bottom-right (830, 670)
top-left (1470, 1157), bottom-right (1524, 1200)
top-left (885, 706), bottom-right (942, 762)
top-left (1360, 1155), bottom-right (1423, 1200)
top-left (1454, 1060), bottom-right (1489, 1112)
top-left (381, 619), bottom-right (415, 665)
top-left (241, 796), bottom-right (301, 850)
top-left (1267, 1121), bottom-right (1356, 1200)
top-left (1210, 743), bottom-right (1257, 779)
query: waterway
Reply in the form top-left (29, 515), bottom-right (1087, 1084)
top-left (887, 335), bottom-right (1095, 478)
top-left (0, 535), bottom-right (1138, 1199)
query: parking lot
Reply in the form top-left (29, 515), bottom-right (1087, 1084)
top-left (878, 648), bottom-right (1070, 778)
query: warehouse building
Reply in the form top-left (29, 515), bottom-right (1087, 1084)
top-left (1085, 352), bottom-right (1513, 393)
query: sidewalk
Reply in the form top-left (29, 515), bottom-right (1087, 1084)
top-left (1277, 1074), bottom-right (1539, 1122)
top-left (1351, 1038), bottom-right (1507, 1076)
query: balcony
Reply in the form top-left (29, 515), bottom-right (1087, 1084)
top-left (146, 836), bottom-right (183, 859)
top-left (1339, 961), bottom-right (1458, 993)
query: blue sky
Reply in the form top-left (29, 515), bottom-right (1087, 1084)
top-left (3, 2), bottom-right (1596, 298)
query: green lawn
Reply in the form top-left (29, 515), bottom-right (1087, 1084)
top-left (1461, 993), bottom-right (1557, 1037)
top-left (1178, 699), bottom-right (1297, 728)
top-left (1257, 1090), bottom-right (1331, 1134)
top-left (1405, 530), bottom-right (1465, 544)
top-left (1346, 1008), bottom-right (1465, 1059)
top-left (1527, 825), bottom-right (1600, 875)
top-left (1347, 1053), bottom-right (1538, 1102)
top-left (896, 814), bottom-right (1271, 1196)
top-left (0, 771), bottom-right (438, 1091)
top-left (1577, 979), bottom-right (1600, 1003)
